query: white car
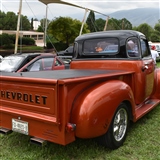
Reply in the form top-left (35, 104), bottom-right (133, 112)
top-left (0, 55), bottom-right (3, 62)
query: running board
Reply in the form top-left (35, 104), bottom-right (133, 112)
top-left (135, 99), bottom-right (160, 121)
top-left (30, 137), bottom-right (47, 146)
top-left (0, 128), bottom-right (12, 135)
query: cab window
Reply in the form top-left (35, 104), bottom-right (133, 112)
top-left (126, 38), bottom-right (140, 58)
top-left (140, 39), bottom-right (151, 58)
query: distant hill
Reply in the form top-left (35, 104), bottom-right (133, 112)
top-left (108, 8), bottom-right (159, 27)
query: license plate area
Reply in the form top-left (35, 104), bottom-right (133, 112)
top-left (12, 119), bottom-right (29, 135)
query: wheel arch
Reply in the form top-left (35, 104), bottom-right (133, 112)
top-left (70, 80), bottom-right (135, 138)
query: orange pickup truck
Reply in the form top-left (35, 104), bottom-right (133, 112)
top-left (0, 30), bottom-right (160, 149)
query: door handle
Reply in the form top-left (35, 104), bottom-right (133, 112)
top-left (142, 65), bottom-right (149, 72)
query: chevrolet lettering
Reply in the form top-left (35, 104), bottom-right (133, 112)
top-left (0, 90), bottom-right (47, 105)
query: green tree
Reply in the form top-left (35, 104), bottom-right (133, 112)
top-left (150, 22), bottom-right (160, 42)
top-left (137, 23), bottom-right (153, 40)
top-left (95, 18), bottom-right (106, 31)
top-left (20, 15), bottom-right (31, 30)
top-left (86, 10), bottom-right (97, 32)
top-left (107, 18), bottom-right (121, 30)
top-left (0, 33), bottom-right (13, 46)
top-left (120, 18), bottom-right (132, 30)
top-left (132, 26), bottom-right (138, 31)
top-left (37, 18), bottom-right (50, 32)
top-left (150, 31), bottom-right (160, 42)
top-left (37, 25), bottom-right (44, 32)
top-left (31, 18), bottom-right (34, 30)
top-left (48, 16), bottom-right (89, 46)
top-left (154, 23), bottom-right (160, 32)
top-left (0, 11), bottom-right (6, 30)
top-left (0, 11), bottom-right (31, 30)
top-left (3, 12), bottom-right (17, 30)
top-left (107, 18), bottom-right (132, 30)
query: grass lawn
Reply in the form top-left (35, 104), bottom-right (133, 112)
top-left (18, 46), bottom-right (44, 51)
top-left (157, 61), bottom-right (160, 68)
top-left (0, 62), bottom-right (160, 160)
top-left (0, 107), bottom-right (160, 160)
top-left (0, 105), bottom-right (160, 160)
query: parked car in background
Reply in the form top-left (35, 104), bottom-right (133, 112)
top-left (57, 56), bottom-right (72, 69)
top-left (0, 53), bottom-right (42, 72)
top-left (17, 53), bottom-right (66, 72)
top-left (57, 46), bottom-right (73, 56)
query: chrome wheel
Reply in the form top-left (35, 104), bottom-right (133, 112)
top-left (96, 103), bottom-right (129, 149)
top-left (113, 108), bottom-right (128, 142)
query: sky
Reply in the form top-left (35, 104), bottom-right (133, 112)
top-left (0, 0), bottom-right (160, 21)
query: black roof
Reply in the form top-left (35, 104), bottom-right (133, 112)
top-left (75, 30), bottom-right (145, 41)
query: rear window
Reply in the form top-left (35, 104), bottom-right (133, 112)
top-left (83, 38), bottom-right (119, 55)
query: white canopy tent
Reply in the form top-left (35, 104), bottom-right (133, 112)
top-left (38, 0), bottom-right (109, 16)
top-left (14, 0), bottom-right (109, 53)
top-left (38, 0), bottom-right (88, 39)
top-left (38, 0), bottom-right (86, 8)
top-left (38, 0), bottom-right (109, 46)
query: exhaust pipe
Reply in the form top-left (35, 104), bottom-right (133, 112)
top-left (0, 128), bottom-right (12, 135)
top-left (30, 137), bottom-right (47, 146)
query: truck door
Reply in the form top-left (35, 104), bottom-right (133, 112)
top-left (141, 38), bottom-right (155, 99)
top-left (126, 37), bottom-right (155, 104)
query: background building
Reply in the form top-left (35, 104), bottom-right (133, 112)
top-left (0, 30), bottom-right (44, 47)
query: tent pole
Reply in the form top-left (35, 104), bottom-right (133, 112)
top-left (15, 0), bottom-right (22, 54)
top-left (103, 16), bottom-right (109, 31)
top-left (44, 4), bottom-right (48, 48)
top-left (79, 8), bottom-right (88, 36)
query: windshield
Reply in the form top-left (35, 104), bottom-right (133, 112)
top-left (0, 56), bottom-right (24, 72)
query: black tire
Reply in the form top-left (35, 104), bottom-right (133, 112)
top-left (96, 103), bottom-right (129, 149)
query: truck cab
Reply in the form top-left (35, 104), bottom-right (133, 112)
top-left (71, 30), bottom-right (158, 107)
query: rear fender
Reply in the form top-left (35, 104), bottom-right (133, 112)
top-left (71, 80), bottom-right (135, 138)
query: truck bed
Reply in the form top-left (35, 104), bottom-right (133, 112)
top-left (1, 69), bottom-right (134, 80)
